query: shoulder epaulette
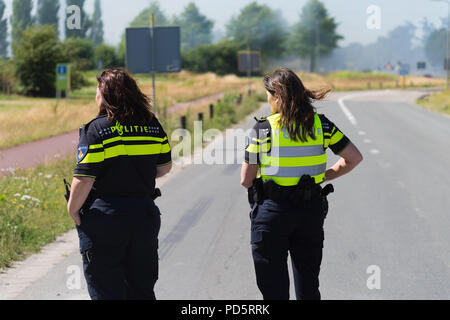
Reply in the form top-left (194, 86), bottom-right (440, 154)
top-left (254, 117), bottom-right (268, 123)
top-left (79, 118), bottom-right (97, 136)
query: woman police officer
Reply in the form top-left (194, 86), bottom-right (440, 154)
top-left (67, 68), bottom-right (172, 300)
top-left (241, 67), bottom-right (363, 300)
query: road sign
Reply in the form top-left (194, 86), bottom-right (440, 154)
top-left (397, 63), bottom-right (410, 76)
top-left (445, 58), bottom-right (450, 71)
top-left (56, 63), bottom-right (71, 91)
top-left (238, 51), bottom-right (261, 73)
top-left (417, 62), bottom-right (426, 70)
top-left (125, 26), bottom-right (181, 74)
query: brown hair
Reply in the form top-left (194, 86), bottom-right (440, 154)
top-left (263, 67), bottom-right (331, 142)
top-left (96, 68), bottom-right (154, 124)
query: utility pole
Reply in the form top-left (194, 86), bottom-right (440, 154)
top-left (315, 19), bottom-right (320, 73)
top-left (150, 13), bottom-right (158, 114)
top-left (447, 2), bottom-right (449, 89)
top-left (431, 0), bottom-right (450, 89)
top-left (247, 45), bottom-right (252, 96)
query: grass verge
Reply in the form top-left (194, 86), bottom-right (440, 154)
top-left (0, 69), bottom-right (444, 150)
top-left (0, 158), bottom-right (75, 269)
top-left (416, 90), bottom-right (450, 115)
top-left (303, 71), bottom-right (445, 92)
top-left (0, 71), bottom-right (260, 150)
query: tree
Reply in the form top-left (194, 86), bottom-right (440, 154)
top-left (65, 0), bottom-right (91, 39)
top-left (60, 37), bottom-right (95, 70)
top-left (117, 2), bottom-right (170, 66)
top-left (321, 22), bottom-right (424, 72)
top-left (13, 25), bottom-right (61, 96)
top-left (94, 44), bottom-right (118, 69)
top-left (130, 1), bottom-right (169, 27)
top-left (226, 2), bottom-right (287, 60)
top-left (0, 0), bottom-right (8, 58)
top-left (37, 0), bottom-right (60, 32)
top-left (11, 0), bottom-right (34, 53)
top-left (174, 2), bottom-right (214, 51)
top-left (182, 39), bottom-right (239, 75)
top-left (425, 28), bottom-right (446, 67)
top-left (0, 57), bottom-right (16, 94)
top-left (90, 0), bottom-right (104, 47)
top-left (288, 0), bottom-right (342, 72)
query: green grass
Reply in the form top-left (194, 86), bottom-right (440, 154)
top-left (0, 70), bottom-right (260, 151)
top-left (416, 90), bottom-right (450, 115)
top-left (0, 157), bottom-right (76, 270)
top-left (326, 71), bottom-right (397, 81)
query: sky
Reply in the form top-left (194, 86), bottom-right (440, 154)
top-left (2, 0), bottom-right (446, 47)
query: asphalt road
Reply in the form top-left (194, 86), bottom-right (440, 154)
top-left (6, 89), bottom-right (450, 300)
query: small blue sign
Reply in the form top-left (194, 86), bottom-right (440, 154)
top-left (58, 66), bottom-right (67, 75)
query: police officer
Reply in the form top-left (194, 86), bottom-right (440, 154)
top-left (67, 68), bottom-right (172, 300)
top-left (241, 67), bottom-right (363, 300)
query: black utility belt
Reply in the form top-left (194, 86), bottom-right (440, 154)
top-left (89, 188), bottom-right (162, 201)
top-left (249, 176), bottom-right (334, 207)
top-left (263, 181), bottom-right (324, 202)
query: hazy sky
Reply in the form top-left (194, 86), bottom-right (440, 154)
top-left (2, 0), bottom-right (445, 46)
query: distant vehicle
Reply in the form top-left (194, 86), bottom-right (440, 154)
top-left (424, 74), bottom-right (433, 78)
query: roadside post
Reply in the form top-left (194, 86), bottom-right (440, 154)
top-left (398, 65), bottom-right (409, 89)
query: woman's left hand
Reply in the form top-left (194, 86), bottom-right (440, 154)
top-left (69, 210), bottom-right (81, 226)
top-left (67, 177), bottom-right (95, 227)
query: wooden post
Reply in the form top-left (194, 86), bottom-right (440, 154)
top-left (180, 116), bottom-right (187, 129)
top-left (209, 104), bottom-right (214, 119)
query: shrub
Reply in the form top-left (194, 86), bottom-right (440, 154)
top-left (94, 43), bottom-right (119, 69)
top-left (0, 57), bottom-right (16, 94)
top-left (60, 38), bottom-right (95, 71)
top-left (13, 25), bottom-right (61, 97)
top-left (182, 39), bottom-right (239, 76)
top-left (59, 38), bottom-right (93, 90)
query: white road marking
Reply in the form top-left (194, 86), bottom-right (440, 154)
top-left (358, 131), bottom-right (367, 136)
top-left (364, 139), bottom-right (372, 144)
top-left (370, 149), bottom-right (380, 155)
top-left (338, 95), bottom-right (358, 127)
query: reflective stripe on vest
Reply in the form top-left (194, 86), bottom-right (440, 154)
top-left (260, 113), bottom-right (326, 186)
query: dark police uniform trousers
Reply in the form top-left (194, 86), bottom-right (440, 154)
top-left (250, 196), bottom-right (328, 300)
top-left (76, 198), bottom-right (161, 300)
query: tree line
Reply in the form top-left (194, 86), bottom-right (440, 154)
top-left (0, 0), bottom-right (342, 97)
top-left (123, 1), bottom-right (342, 76)
top-left (0, 0), bottom-right (117, 96)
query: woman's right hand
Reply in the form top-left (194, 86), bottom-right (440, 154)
top-left (325, 142), bottom-right (363, 181)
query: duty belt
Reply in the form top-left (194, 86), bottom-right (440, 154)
top-left (249, 175), bottom-right (334, 207)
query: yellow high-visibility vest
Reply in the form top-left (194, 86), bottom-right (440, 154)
top-left (260, 113), bottom-right (327, 186)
